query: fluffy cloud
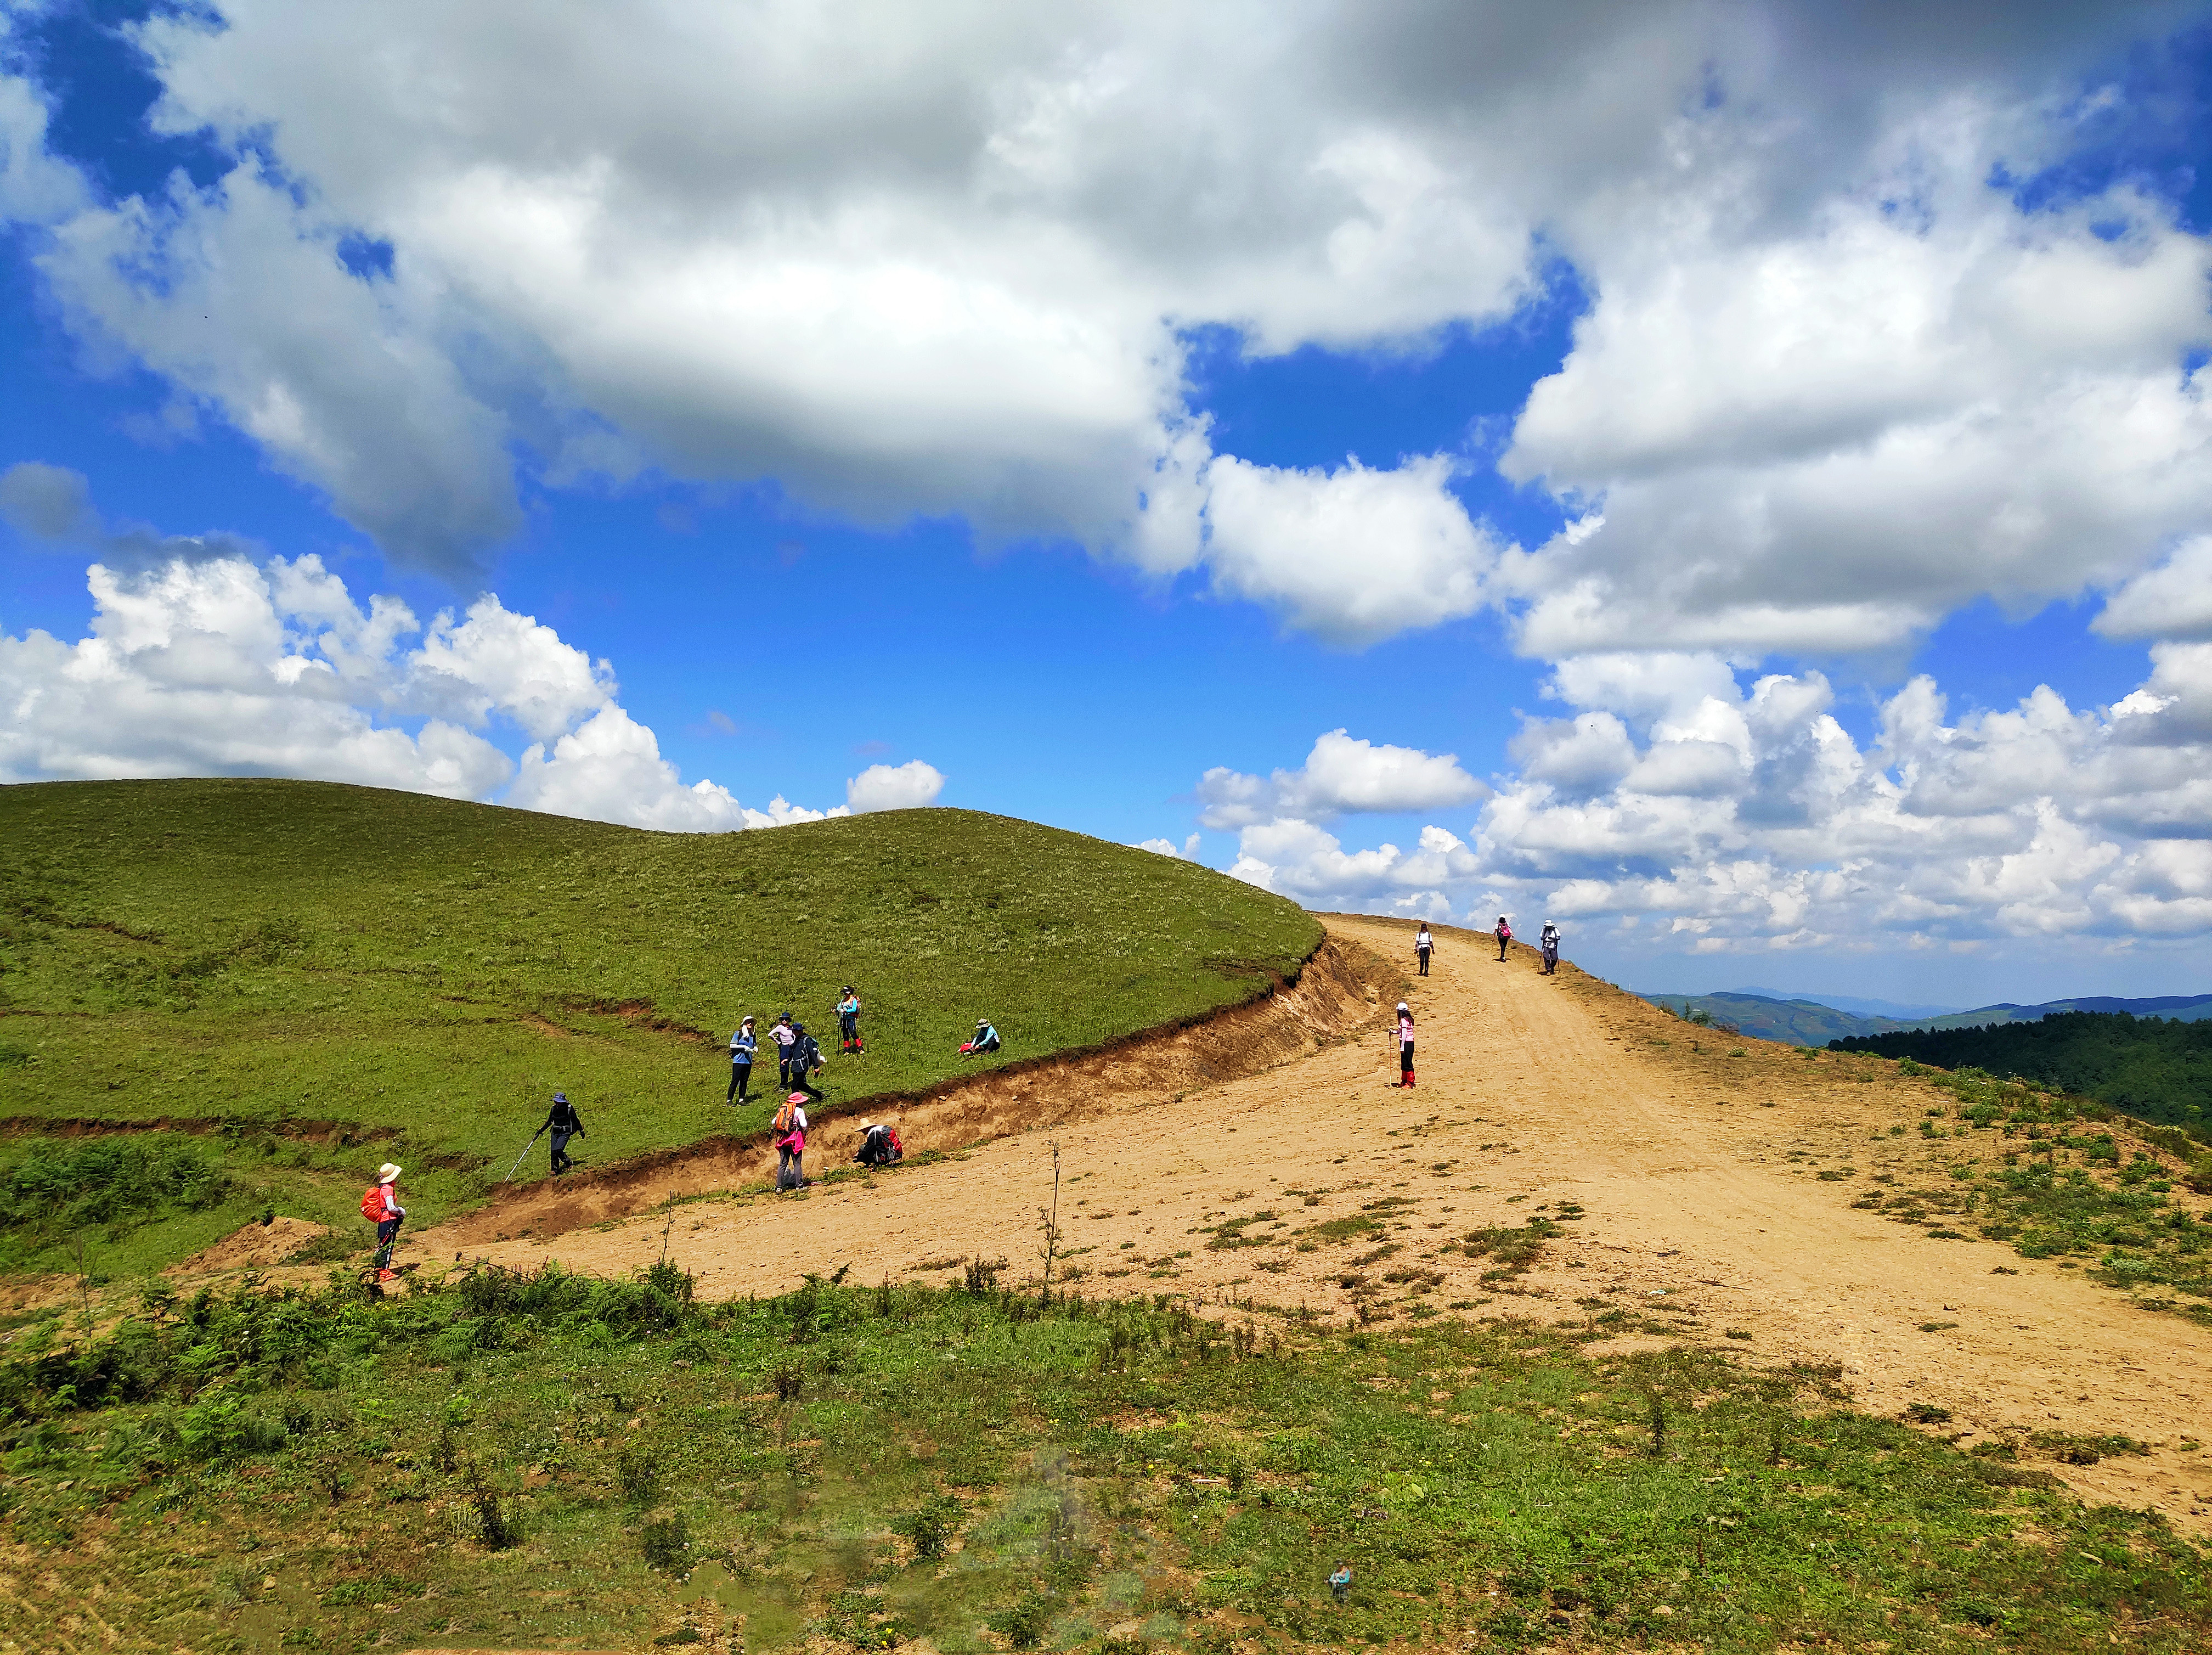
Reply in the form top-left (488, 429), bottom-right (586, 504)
top-left (846, 759), bottom-right (946, 813)
top-left (1198, 728), bottom-right (1486, 829)
top-left (1203, 644), bottom-right (2212, 949)
top-left (5, 3), bottom-right (2205, 651)
top-left (0, 544), bottom-right (918, 833)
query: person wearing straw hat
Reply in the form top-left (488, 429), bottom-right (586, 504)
top-left (854, 1119), bottom-right (901, 1168)
top-left (362, 1162), bottom-right (405, 1282)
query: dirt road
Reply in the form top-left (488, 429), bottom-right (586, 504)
top-left (404, 916), bottom-right (2210, 1532)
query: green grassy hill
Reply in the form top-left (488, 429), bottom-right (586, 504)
top-left (0, 780), bottom-right (1319, 1273)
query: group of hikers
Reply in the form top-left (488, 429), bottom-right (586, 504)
top-left (362, 921), bottom-right (1577, 1277)
top-left (1413, 917), bottom-right (1561, 975)
top-left (1395, 916), bottom-right (1564, 1087)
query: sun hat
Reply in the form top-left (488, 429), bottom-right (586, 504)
top-left (741, 1014), bottom-right (755, 1024)
top-left (553, 1091), bottom-right (567, 1103)
top-left (787, 1092), bottom-right (810, 1106)
top-left (377, 1162), bottom-right (402, 1184)
top-left (857, 1119), bottom-right (874, 1131)
top-left (1397, 1001), bottom-right (1409, 1012)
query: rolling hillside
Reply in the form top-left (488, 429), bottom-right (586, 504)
top-left (1646, 988), bottom-right (2212, 1045)
top-left (0, 778), bottom-right (1320, 1269)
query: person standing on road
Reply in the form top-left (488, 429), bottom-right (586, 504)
top-left (769, 1012), bottom-right (797, 1088)
top-left (1539, 922), bottom-right (1561, 976)
top-left (728, 1015), bottom-right (758, 1104)
top-left (836, 986), bottom-right (862, 1054)
top-left (364, 1162), bottom-right (405, 1282)
top-left (542, 1091), bottom-right (585, 1175)
top-left (1414, 924), bottom-right (1434, 977)
top-left (775, 1095), bottom-right (810, 1191)
top-left (1390, 1001), bottom-right (1415, 1088)
top-left (1494, 915), bottom-right (1513, 961)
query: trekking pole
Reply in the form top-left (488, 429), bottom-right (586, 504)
top-left (503, 1129), bottom-right (545, 1183)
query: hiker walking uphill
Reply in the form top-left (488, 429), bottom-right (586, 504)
top-left (1539, 922), bottom-right (1561, 976)
top-left (836, 987), bottom-right (864, 1054)
top-left (361, 1162), bottom-right (405, 1283)
top-left (541, 1092), bottom-right (585, 1175)
top-left (788, 1022), bottom-right (826, 1102)
top-left (1390, 1001), bottom-right (1416, 1088)
top-left (1415, 924), bottom-right (1434, 976)
top-left (1493, 915), bottom-right (1513, 961)
top-left (728, 1015), bottom-right (758, 1105)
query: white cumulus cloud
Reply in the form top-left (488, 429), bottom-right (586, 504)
top-left (1197, 728), bottom-right (1486, 829)
top-left (846, 759), bottom-right (946, 813)
top-left (0, 538), bottom-right (918, 834)
top-left (3, 3), bottom-right (2203, 653)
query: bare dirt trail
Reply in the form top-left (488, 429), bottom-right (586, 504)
top-left (396, 917), bottom-right (2207, 1532)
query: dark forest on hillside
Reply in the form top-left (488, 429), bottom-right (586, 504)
top-left (1832, 1012), bottom-right (2211, 1138)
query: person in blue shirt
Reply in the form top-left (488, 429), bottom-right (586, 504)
top-left (961, 1019), bottom-right (1000, 1056)
top-left (836, 987), bottom-right (863, 1054)
top-left (727, 1015), bottom-right (758, 1104)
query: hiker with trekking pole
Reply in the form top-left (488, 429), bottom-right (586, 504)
top-left (1539, 922), bottom-right (1561, 976)
top-left (729, 1015), bottom-right (758, 1105)
top-left (1389, 1000), bottom-right (1415, 1088)
top-left (836, 986), bottom-right (864, 1055)
top-left (361, 1162), bottom-right (405, 1283)
top-left (540, 1091), bottom-right (585, 1175)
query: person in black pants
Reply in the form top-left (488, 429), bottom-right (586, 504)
top-left (1539, 924), bottom-right (1561, 976)
top-left (789, 1024), bottom-right (825, 1101)
top-left (727, 1016), bottom-right (757, 1104)
top-left (1415, 924), bottom-right (1433, 976)
top-left (542, 1091), bottom-right (585, 1174)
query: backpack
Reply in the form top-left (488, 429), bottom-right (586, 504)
top-left (359, 1184), bottom-right (387, 1221)
top-left (772, 1097), bottom-right (795, 1134)
top-left (885, 1125), bottom-right (904, 1159)
top-left (799, 1035), bottom-right (822, 1068)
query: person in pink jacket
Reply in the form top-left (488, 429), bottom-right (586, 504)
top-left (1390, 1001), bottom-right (1415, 1088)
top-left (1493, 915), bottom-right (1513, 961)
top-left (776, 1102), bottom-right (810, 1192)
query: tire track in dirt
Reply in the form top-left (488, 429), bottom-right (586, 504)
top-left (392, 917), bottom-right (2212, 1531)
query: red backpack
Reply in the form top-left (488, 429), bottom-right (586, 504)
top-left (359, 1183), bottom-right (387, 1220)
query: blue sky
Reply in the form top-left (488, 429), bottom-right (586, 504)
top-left (5, 1), bottom-right (2212, 1010)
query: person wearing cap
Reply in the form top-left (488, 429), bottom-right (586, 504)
top-left (367, 1162), bottom-right (405, 1281)
top-left (961, 1018), bottom-right (1000, 1056)
top-left (540, 1091), bottom-right (586, 1175)
top-left (769, 1012), bottom-right (798, 1089)
top-left (1391, 1002), bottom-right (1415, 1088)
top-left (836, 987), bottom-right (863, 1054)
top-left (728, 1015), bottom-right (758, 1105)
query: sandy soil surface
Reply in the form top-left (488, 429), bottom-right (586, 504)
top-left (238, 919), bottom-right (2212, 1532)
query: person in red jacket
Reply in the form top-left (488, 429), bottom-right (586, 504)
top-left (365, 1162), bottom-right (405, 1281)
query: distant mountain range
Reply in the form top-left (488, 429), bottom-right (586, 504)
top-left (1636, 989), bottom-right (2212, 1047)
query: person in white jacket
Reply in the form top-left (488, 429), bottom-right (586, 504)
top-left (1415, 924), bottom-right (1434, 976)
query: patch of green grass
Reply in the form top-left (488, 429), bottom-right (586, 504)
top-left (0, 780), bottom-right (1318, 1270)
top-left (5, 1271), bottom-right (2208, 1653)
